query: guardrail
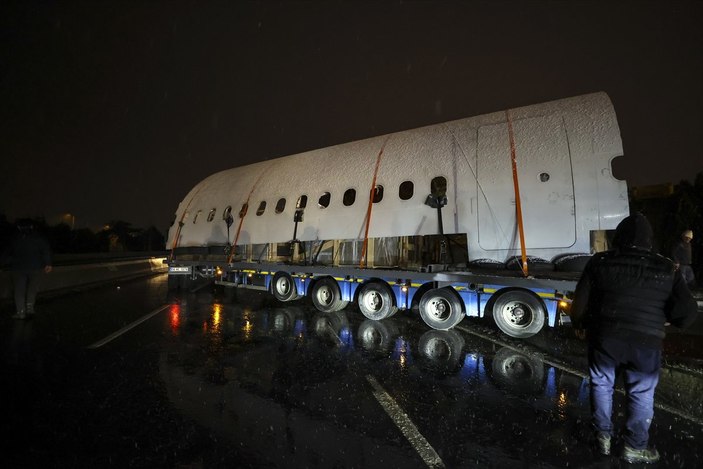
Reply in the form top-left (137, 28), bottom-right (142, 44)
top-left (0, 253), bottom-right (168, 301)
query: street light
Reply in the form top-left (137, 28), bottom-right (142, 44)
top-left (62, 213), bottom-right (76, 230)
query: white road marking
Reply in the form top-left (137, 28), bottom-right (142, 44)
top-left (366, 375), bottom-right (446, 469)
top-left (87, 304), bottom-right (171, 349)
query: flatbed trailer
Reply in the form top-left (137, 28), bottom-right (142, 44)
top-left (166, 92), bottom-right (627, 339)
top-left (168, 260), bottom-right (578, 338)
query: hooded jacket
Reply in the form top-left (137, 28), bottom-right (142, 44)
top-left (570, 213), bottom-right (697, 348)
top-left (5, 226), bottom-right (52, 273)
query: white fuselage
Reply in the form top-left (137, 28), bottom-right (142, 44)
top-left (167, 92), bottom-right (629, 263)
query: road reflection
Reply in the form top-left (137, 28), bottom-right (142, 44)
top-left (159, 294), bottom-right (591, 467)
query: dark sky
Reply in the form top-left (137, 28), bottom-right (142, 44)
top-left (1, 1), bottom-right (702, 232)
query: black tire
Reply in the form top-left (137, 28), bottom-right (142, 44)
top-left (553, 253), bottom-right (592, 272)
top-left (357, 281), bottom-right (398, 320)
top-left (468, 258), bottom-right (505, 271)
top-left (311, 277), bottom-right (349, 313)
top-left (357, 320), bottom-right (399, 352)
top-left (418, 330), bottom-right (465, 370)
top-left (491, 290), bottom-right (546, 338)
top-left (271, 272), bottom-right (298, 302)
top-left (419, 288), bottom-right (465, 330)
top-left (505, 256), bottom-right (554, 272)
top-left (490, 347), bottom-right (545, 394)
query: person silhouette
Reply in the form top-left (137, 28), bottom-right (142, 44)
top-left (3, 219), bottom-right (53, 319)
top-left (571, 213), bottom-right (697, 463)
top-left (672, 229), bottom-right (695, 288)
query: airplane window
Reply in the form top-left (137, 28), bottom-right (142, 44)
top-left (399, 181), bottom-right (414, 200)
top-left (256, 201), bottom-right (266, 216)
top-left (193, 210), bottom-right (202, 224)
top-left (297, 195), bottom-right (308, 209)
top-left (275, 198), bottom-right (286, 214)
top-left (223, 206), bottom-right (232, 220)
top-left (318, 192), bottom-right (331, 208)
top-left (207, 208), bottom-right (216, 222)
top-left (343, 189), bottom-right (356, 206)
top-left (372, 185), bottom-right (384, 203)
top-left (238, 203), bottom-right (248, 218)
top-left (431, 176), bottom-right (447, 197)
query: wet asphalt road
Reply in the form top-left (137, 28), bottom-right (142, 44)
top-left (2, 274), bottom-right (703, 468)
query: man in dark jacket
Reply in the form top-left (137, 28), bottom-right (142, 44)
top-left (4, 219), bottom-right (53, 319)
top-left (672, 229), bottom-right (695, 288)
top-left (571, 212), bottom-right (697, 464)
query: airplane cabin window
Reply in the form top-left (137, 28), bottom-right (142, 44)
top-left (431, 176), bottom-right (447, 197)
top-left (238, 203), bottom-right (248, 218)
top-left (297, 195), bottom-right (308, 209)
top-left (275, 198), bottom-right (286, 214)
top-left (399, 181), bottom-right (414, 200)
top-left (372, 185), bottom-right (384, 203)
top-left (207, 208), bottom-right (216, 222)
top-left (343, 189), bottom-right (356, 206)
top-left (223, 206), bottom-right (232, 220)
top-left (256, 201), bottom-right (266, 216)
top-left (193, 210), bottom-right (202, 224)
top-left (318, 192), bottom-right (331, 208)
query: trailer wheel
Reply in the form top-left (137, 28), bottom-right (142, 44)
top-left (491, 290), bottom-right (545, 338)
top-left (311, 277), bottom-right (348, 313)
top-left (419, 288), bottom-right (464, 330)
top-left (272, 272), bottom-right (298, 302)
top-left (358, 282), bottom-right (398, 320)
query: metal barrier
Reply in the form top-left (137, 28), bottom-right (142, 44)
top-left (0, 255), bottom-right (168, 301)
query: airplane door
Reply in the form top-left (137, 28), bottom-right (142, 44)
top-left (476, 113), bottom-right (576, 252)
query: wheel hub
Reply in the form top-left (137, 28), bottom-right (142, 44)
top-left (504, 302), bottom-right (529, 326)
top-left (318, 287), bottom-right (332, 305)
top-left (430, 299), bottom-right (449, 320)
top-left (364, 291), bottom-right (381, 311)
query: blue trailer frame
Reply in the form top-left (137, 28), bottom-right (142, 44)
top-left (168, 260), bottom-right (576, 339)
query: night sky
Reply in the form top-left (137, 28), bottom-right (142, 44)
top-left (1, 1), bottom-right (701, 233)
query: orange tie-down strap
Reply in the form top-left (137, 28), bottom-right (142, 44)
top-left (228, 165), bottom-right (270, 263)
top-left (506, 109), bottom-right (528, 277)
top-left (360, 136), bottom-right (391, 268)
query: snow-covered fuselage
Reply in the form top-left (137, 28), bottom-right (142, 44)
top-left (166, 92), bottom-right (628, 265)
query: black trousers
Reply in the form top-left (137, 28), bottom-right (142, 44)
top-left (12, 270), bottom-right (43, 313)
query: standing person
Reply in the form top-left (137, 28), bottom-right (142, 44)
top-left (672, 229), bottom-right (695, 288)
top-left (571, 213), bottom-right (697, 464)
top-left (4, 219), bottom-right (53, 319)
